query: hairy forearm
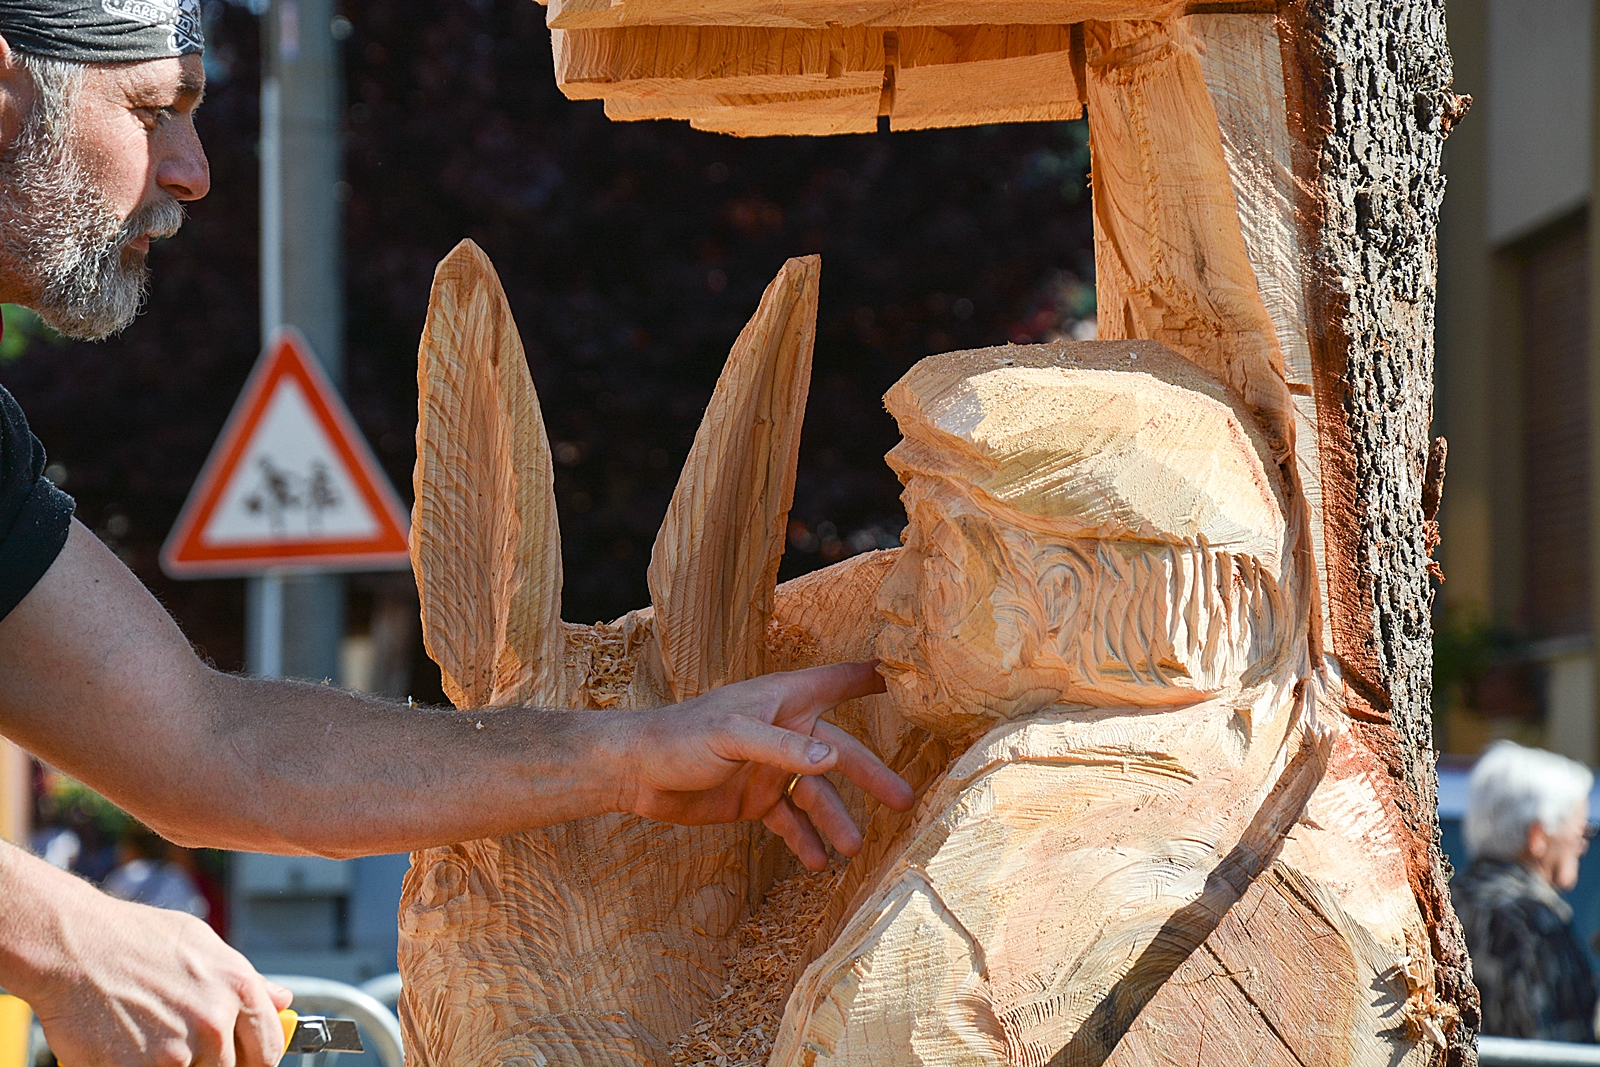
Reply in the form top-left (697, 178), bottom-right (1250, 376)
top-left (0, 524), bottom-right (897, 864)
top-left (144, 672), bottom-right (635, 856)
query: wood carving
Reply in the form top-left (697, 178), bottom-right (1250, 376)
top-left (401, 243), bottom-right (824, 1064)
top-left (400, 2), bottom-right (1470, 1064)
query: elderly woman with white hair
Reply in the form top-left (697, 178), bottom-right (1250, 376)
top-left (1452, 740), bottom-right (1598, 1041)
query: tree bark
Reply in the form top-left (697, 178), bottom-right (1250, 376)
top-left (1281, 0), bottom-right (1478, 1061)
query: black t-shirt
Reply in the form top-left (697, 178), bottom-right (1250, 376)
top-left (0, 383), bottom-right (74, 622)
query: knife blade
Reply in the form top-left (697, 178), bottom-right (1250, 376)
top-left (280, 1008), bottom-right (365, 1053)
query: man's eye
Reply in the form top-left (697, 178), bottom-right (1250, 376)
top-left (134, 106), bottom-right (179, 130)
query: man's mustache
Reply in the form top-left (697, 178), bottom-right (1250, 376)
top-left (119, 198), bottom-right (187, 248)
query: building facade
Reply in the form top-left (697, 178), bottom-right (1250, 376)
top-left (1436, 0), bottom-right (1600, 757)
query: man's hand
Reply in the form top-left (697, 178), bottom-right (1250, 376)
top-left (619, 662), bottom-right (916, 870)
top-left (2, 843), bottom-right (291, 1067)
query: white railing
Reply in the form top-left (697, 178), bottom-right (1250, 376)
top-left (1479, 1036), bottom-right (1600, 1065)
top-left (263, 974), bottom-right (403, 1067)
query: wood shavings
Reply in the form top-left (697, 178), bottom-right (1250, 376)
top-left (571, 613), bottom-right (653, 708)
top-left (669, 861), bottom-right (846, 1067)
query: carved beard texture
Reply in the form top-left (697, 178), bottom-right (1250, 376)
top-left (881, 507), bottom-right (1294, 740)
top-left (990, 532), bottom-right (1291, 699)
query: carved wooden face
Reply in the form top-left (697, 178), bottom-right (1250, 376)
top-left (877, 473), bottom-right (1291, 737)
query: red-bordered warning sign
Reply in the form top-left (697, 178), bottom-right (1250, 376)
top-left (161, 329), bottom-right (411, 578)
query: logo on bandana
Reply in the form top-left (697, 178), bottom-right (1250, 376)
top-left (101, 0), bottom-right (204, 55)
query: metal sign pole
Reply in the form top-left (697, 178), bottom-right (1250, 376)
top-left (257, 571), bottom-right (285, 679)
top-left (251, 0), bottom-right (347, 682)
top-left (249, 17), bottom-right (284, 680)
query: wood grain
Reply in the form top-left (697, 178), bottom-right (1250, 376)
top-left (1184, 12), bottom-right (1336, 666)
top-left (543, 0), bottom-right (1185, 31)
top-left (648, 255), bottom-right (818, 700)
top-left (557, 24), bottom-right (1074, 98)
top-left (412, 239), bottom-right (564, 709)
top-left (567, 25), bottom-right (1083, 136)
top-left (1100, 863), bottom-right (1424, 1067)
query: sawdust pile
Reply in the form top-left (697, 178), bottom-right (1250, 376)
top-left (670, 861), bottom-right (847, 1067)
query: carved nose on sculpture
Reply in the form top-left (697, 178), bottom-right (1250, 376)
top-left (874, 548), bottom-right (921, 625)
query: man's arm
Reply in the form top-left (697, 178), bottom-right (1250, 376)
top-left (0, 521), bottom-right (912, 863)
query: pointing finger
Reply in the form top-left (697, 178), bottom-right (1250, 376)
top-left (769, 661), bottom-right (886, 724)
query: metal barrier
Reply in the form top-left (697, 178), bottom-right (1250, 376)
top-left (1479, 1036), bottom-right (1600, 1065)
top-left (264, 975), bottom-right (404, 1067)
top-left (357, 972), bottom-right (402, 1014)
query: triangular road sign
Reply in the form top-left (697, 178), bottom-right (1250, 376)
top-left (162, 328), bottom-right (411, 578)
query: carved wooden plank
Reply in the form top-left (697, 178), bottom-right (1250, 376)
top-left (556, 24), bottom-right (880, 100)
top-left (412, 239), bottom-right (563, 709)
top-left (648, 255), bottom-right (818, 700)
top-left (605, 89), bottom-right (883, 137)
top-left (560, 23), bottom-right (1083, 135)
top-left (599, 43), bottom-right (1084, 135)
top-left (542, 0), bottom-right (1183, 31)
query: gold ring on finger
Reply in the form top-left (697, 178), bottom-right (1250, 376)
top-left (784, 772), bottom-right (804, 798)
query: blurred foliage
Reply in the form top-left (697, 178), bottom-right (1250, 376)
top-left (1, 0), bottom-right (1093, 695)
top-left (37, 768), bottom-right (134, 838)
top-left (0, 304), bottom-right (62, 362)
top-left (1433, 604), bottom-right (1528, 715)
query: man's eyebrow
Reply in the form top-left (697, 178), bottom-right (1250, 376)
top-left (176, 69), bottom-right (205, 106)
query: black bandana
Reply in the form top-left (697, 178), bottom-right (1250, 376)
top-left (0, 0), bottom-right (203, 63)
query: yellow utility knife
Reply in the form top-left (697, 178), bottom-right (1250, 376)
top-left (279, 1009), bottom-right (364, 1054)
top-left (61, 1010), bottom-right (363, 1065)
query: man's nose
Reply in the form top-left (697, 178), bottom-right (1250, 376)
top-left (876, 551), bottom-right (921, 624)
top-left (156, 122), bottom-right (210, 201)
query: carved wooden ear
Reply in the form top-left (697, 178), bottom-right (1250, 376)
top-left (413, 239), bottom-right (564, 709)
top-left (648, 255), bottom-right (820, 700)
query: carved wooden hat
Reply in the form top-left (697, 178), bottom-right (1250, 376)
top-left (884, 339), bottom-right (1289, 569)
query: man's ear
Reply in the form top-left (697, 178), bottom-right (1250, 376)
top-left (1526, 820), bottom-right (1551, 861)
top-left (0, 34), bottom-right (35, 149)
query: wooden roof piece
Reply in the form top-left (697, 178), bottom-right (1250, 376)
top-left (567, 24), bottom-right (1084, 134)
top-left (541, 0), bottom-right (1183, 29)
top-left (538, 0), bottom-right (1277, 135)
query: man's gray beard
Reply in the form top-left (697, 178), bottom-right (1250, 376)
top-left (0, 111), bottom-right (185, 342)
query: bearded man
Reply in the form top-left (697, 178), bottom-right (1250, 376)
top-left (0, 6), bottom-right (912, 1065)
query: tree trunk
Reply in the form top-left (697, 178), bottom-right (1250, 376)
top-left (1281, 1), bottom-right (1478, 1062)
